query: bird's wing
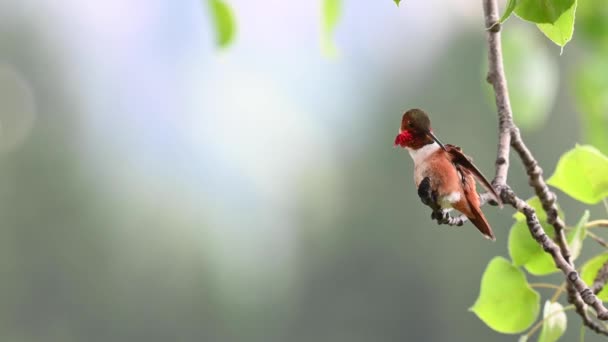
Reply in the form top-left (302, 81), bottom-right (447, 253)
top-left (445, 144), bottom-right (502, 207)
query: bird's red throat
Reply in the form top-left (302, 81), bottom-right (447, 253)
top-left (394, 130), bottom-right (414, 148)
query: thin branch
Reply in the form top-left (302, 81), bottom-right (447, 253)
top-left (510, 130), bottom-right (571, 261)
top-left (588, 231), bottom-right (608, 248)
top-left (592, 260), bottom-right (608, 295)
top-left (479, 191), bottom-right (500, 206)
top-left (482, 0), bottom-right (511, 189)
top-left (482, 0), bottom-right (608, 331)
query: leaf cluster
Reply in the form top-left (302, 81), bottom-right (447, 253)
top-left (471, 145), bottom-right (608, 341)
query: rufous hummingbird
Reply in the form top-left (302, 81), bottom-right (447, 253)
top-left (394, 108), bottom-right (501, 240)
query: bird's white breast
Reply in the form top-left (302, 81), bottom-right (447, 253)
top-left (406, 142), bottom-right (460, 208)
top-left (407, 142), bottom-right (440, 185)
top-left (407, 142), bottom-right (440, 166)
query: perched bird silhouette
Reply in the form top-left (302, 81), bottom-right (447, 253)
top-left (394, 108), bottom-right (501, 240)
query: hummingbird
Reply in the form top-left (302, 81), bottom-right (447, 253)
top-left (394, 108), bottom-right (501, 240)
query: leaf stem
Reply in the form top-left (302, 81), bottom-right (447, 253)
top-left (550, 282), bottom-right (567, 302)
top-left (586, 220), bottom-right (608, 229)
top-left (530, 282), bottom-right (563, 290)
top-left (580, 323), bottom-right (586, 342)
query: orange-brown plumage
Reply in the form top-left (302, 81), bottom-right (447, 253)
top-left (395, 109), bottom-right (500, 240)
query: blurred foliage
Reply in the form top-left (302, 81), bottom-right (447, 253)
top-left (487, 24), bottom-right (558, 132)
top-left (571, 0), bottom-right (608, 155)
top-left (2, 0), bottom-right (608, 341)
top-left (576, 0), bottom-right (608, 48)
top-left (207, 0), bottom-right (236, 48)
top-left (321, 0), bottom-right (341, 57)
top-left (204, 0), bottom-right (608, 338)
top-left (573, 57), bottom-right (608, 154)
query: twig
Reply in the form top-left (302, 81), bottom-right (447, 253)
top-left (588, 231), bottom-right (608, 248)
top-left (482, 0), bottom-right (608, 331)
top-left (482, 0), bottom-right (511, 190)
top-left (510, 130), bottom-right (571, 261)
top-left (592, 260), bottom-right (608, 295)
top-left (479, 191), bottom-right (500, 206)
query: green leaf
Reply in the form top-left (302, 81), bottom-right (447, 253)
top-left (510, 197), bottom-right (565, 275)
top-left (485, 24), bottom-right (558, 131)
top-left (573, 55), bottom-right (608, 154)
top-left (568, 210), bottom-right (589, 261)
top-left (500, 0), bottom-right (518, 23)
top-left (509, 220), bottom-right (556, 275)
top-left (321, 0), bottom-right (341, 57)
top-left (393, 0), bottom-right (401, 6)
top-left (547, 145), bottom-right (608, 204)
top-left (581, 252), bottom-right (608, 301)
top-left (537, 301), bottom-right (567, 342)
top-left (207, 0), bottom-right (236, 48)
top-left (514, 0), bottom-right (575, 23)
top-left (536, 0), bottom-right (577, 49)
top-left (470, 257), bottom-right (540, 333)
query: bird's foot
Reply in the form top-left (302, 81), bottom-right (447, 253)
top-left (431, 209), bottom-right (466, 227)
top-left (431, 209), bottom-right (448, 222)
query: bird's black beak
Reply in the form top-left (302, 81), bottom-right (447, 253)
top-left (427, 131), bottom-right (447, 151)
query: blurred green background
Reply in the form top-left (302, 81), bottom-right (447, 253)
top-left (0, 0), bottom-right (607, 341)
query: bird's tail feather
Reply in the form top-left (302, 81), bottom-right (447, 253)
top-left (468, 205), bottom-right (496, 241)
